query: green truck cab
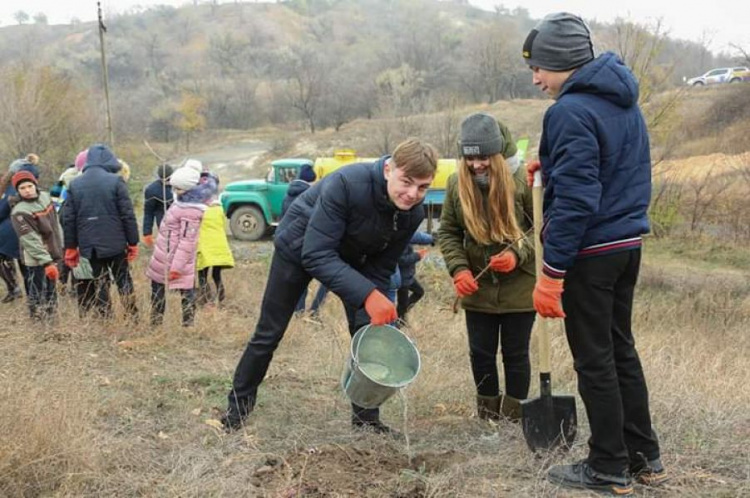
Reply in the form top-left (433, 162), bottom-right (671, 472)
top-left (220, 158), bottom-right (312, 241)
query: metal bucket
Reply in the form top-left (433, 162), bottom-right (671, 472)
top-left (341, 324), bottom-right (421, 409)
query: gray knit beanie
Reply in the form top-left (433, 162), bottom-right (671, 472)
top-left (458, 113), bottom-right (504, 158)
top-left (522, 12), bottom-right (594, 71)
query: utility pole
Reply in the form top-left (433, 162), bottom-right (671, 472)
top-left (97, 1), bottom-right (114, 145)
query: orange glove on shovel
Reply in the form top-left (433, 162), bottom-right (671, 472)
top-left (526, 159), bottom-right (541, 188)
top-left (532, 274), bottom-right (566, 318)
top-left (364, 289), bottom-right (398, 326)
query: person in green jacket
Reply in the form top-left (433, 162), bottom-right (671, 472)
top-left (438, 112), bottom-right (535, 421)
top-left (9, 171), bottom-right (64, 321)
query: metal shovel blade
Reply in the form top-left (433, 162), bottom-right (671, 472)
top-left (520, 384), bottom-right (577, 452)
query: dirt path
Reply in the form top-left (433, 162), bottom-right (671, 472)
top-left (171, 139), bottom-right (270, 184)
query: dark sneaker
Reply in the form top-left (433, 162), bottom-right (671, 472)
top-left (1, 287), bottom-right (22, 303)
top-left (352, 419), bottom-right (401, 438)
top-left (220, 411), bottom-right (246, 432)
top-left (547, 460), bottom-right (633, 496)
top-left (631, 455), bottom-right (669, 486)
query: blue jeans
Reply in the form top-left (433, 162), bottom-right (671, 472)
top-left (294, 282), bottom-right (328, 313)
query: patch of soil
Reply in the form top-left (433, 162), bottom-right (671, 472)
top-left (251, 443), bottom-right (466, 497)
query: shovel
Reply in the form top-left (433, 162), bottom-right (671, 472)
top-left (520, 170), bottom-right (577, 452)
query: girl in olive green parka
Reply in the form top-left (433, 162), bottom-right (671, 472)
top-left (438, 113), bottom-right (535, 422)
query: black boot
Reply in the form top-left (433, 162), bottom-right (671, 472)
top-left (1, 287), bottom-right (22, 303)
top-left (351, 403), bottom-right (399, 436)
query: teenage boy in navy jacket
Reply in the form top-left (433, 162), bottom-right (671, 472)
top-left (523, 12), bottom-right (665, 495)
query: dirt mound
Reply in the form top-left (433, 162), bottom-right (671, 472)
top-left (251, 443), bottom-right (466, 497)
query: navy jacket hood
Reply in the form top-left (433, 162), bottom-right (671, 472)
top-left (83, 144), bottom-right (120, 173)
top-left (560, 51), bottom-right (638, 109)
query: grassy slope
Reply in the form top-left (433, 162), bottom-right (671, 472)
top-left (0, 238), bottom-right (748, 497)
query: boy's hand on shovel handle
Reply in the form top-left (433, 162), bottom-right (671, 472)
top-left (532, 274), bottom-right (566, 318)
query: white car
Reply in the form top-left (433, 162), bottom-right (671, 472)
top-left (686, 67), bottom-right (750, 86)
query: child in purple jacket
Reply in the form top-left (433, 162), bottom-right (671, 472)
top-left (145, 165), bottom-right (211, 327)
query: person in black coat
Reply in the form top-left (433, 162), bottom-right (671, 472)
top-left (223, 138), bottom-right (438, 434)
top-left (280, 164), bottom-right (329, 318)
top-left (62, 144), bottom-right (140, 320)
top-left (141, 164), bottom-right (173, 247)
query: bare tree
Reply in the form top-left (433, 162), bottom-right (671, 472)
top-left (14, 11), bottom-right (29, 25)
top-left (459, 21), bottom-right (519, 103)
top-left (684, 166), bottom-right (732, 234)
top-left (33, 12), bottom-right (48, 25)
top-left (729, 43), bottom-right (750, 66)
top-left (0, 65), bottom-right (93, 162)
top-left (279, 45), bottom-right (329, 133)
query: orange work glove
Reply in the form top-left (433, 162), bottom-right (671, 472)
top-left (489, 250), bottom-right (517, 273)
top-left (364, 289), bottom-right (398, 326)
top-left (533, 274), bottom-right (566, 318)
top-left (168, 270), bottom-right (181, 281)
top-left (142, 234), bottom-right (154, 247)
top-left (526, 159), bottom-right (541, 187)
top-left (44, 264), bottom-right (59, 281)
top-left (64, 248), bottom-right (79, 268)
top-left (126, 245), bottom-right (139, 263)
top-left (453, 269), bottom-right (478, 298)
top-left (416, 248), bottom-right (429, 259)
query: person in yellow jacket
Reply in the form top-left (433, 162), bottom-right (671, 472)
top-left (196, 175), bottom-right (234, 306)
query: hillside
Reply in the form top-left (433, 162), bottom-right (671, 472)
top-left (0, 0), bottom-right (742, 170)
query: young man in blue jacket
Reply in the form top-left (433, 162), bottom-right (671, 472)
top-left (523, 13), bottom-right (666, 495)
top-left (223, 138), bottom-right (438, 434)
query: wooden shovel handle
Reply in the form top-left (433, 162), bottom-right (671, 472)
top-left (533, 171), bottom-right (551, 375)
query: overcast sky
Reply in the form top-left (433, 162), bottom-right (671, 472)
top-left (0, 0), bottom-right (747, 54)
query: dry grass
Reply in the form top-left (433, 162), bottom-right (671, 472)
top-left (0, 240), bottom-right (748, 497)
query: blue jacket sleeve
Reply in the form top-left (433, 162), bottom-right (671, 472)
top-left (410, 231), bottom-right (434, 246)
top-left (142, 194), bottom-right (157, 236)
top-left (542, 103), bottom-right (602, 277)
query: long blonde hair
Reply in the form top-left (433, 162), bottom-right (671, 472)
top-left (457, 154), bottom-right (522, 246)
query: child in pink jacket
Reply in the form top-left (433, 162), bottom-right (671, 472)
top-left (146, 165), bottom-right (209, 327)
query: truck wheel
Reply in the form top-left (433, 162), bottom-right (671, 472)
top-left (230, 206), bottom-right (267, 241)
